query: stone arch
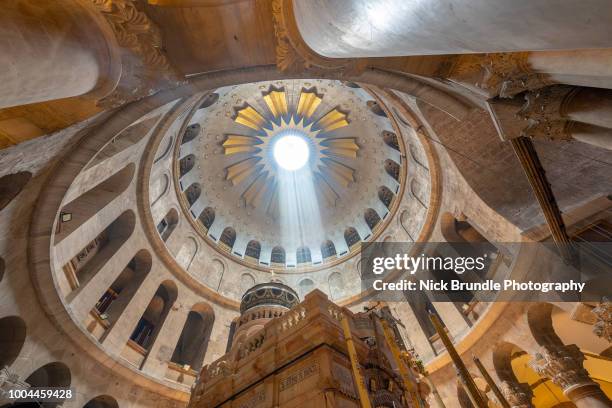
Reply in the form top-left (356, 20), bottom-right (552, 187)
top-left (182, 123), bottom-right (200, 144)
top-left (83, 395), bottom-right (119, 408)
top-left (63, 210), bottom-right (136, 298)
top-left (410, 177), bottom-right (426, 207)
top-left (527, 303), bottom-right (564, 348)
top-left (0, 316), bottom-right (27, 368)
top-left (240, 273), bottom-right (256, 294)
top-left (244, 240), bottom-right (261, 261)
top-left (154, 133), bottom-right (174, 164)
top-left (321, 240), bottom-right (336, 259)
top-left (176, 236), bottom-right (198, 271)
top-left (179, 154), bottom-right (195, 177)
top-left (271, 246), bottom-right (285, 265)
top-left (95, 250), bottom-right (152, 338)
top-left (198, 207), bottom-right (215, 231)
top-left (493, 342), bottom-right (528, 384)
top-left (384, 159), bottom-right (400, 181)
top-left (87, 116), bottom-right (160, 168)
top-left (378, 185), bottom-right (394, 209)
top-left (367, 100), bottom-right (387, 117)
top-left (184, 182), bottom-right (201, 207)
top-left (171, 302), bottom-right (214, 370)
top-left (157, 208), bottom-right (179, 242)
top-left (204, 259), bottom-right (224, 290)
top-left (298, 278), bottom-right (314, 298)
top-left (0, 171), bottom-right (32, 211)
top-left (25, 361), bottom-right (71, 407)
top-left (364, 208), bottom-right (382, 231)
top-left (150, 173), bottom-right (169, 206)
top-left (199, 92), bottom-right (219, 109)
top-left (296, 246), bottom-right (312, 264)
top-left (400, 209), bottom-right (414, 241)
top-left (130, 280), bottom-right (178, 351)
top-left (54, 163), bottom-right (135, 244)
top-left (328, 272), bottom-right (343, 300)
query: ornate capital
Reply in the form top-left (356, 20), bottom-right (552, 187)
top-left (500, 380), bottom-right (534, 408)
top-left (450, 53), bottom-right (551, 98)
top-left (529, 345), bottom-right (595, 392)
top-left (91, 0), bottom-right (184, 108)
top-left (271, 0), bottom-right (366, 76)
top-left (592, 298), bottom-right (612, 343)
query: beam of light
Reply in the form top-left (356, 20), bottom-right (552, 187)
top-left (277, 157), bottom-right (324, 261)
top-left (273, 133), bottom-right (310, 171)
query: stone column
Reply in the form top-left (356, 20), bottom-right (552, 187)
top-left (500, 381), bottom-right (534, 408)
top-left (530, 344), bottom-right (611, 408)
top-left (141, 304), bottom-right (189, 377)
top-left (487, 85), bottom-right (612, 151)
top-left (0, 0), bottom-right (114, 109)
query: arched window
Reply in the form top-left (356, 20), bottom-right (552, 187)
top-left (344, 227), bottom-right (361, 249)
top-left (184, 183), bottom-right (201, 206)
top-left (367, 100), bottom-right (387, 117)
top-left (171, 304), bottom-right (214, 370)
top-left (157, 208), bottom-right (178, 242)
top-left (63, 210), bottom-right (135, 295)
top-left (179, 154), bottom-right (195, 177)
top-left (384, 159), bottom-right (400, 181)
top-left (199, 92), bottom-right (219, 109)
top-left (93, 250), bottom-right (151, 340)
top-left (271, 246), bottom-right (285, 265)
top-left (83, 395), bottom-right (119, 408)
top-left (245, 240), bottom-right (261, 260)
top-left (182, 123), bottom-right (200, 144)
top-left (364, 208), bottom-right (382, 231)
top-left (382, 130), bottom-right (400, 151)
top-left (130, 281), bottom-right (178, 350)
top-left (0, 171), bottom-right (31, 211)
top-left (219, 227), bottom-right (236, 251)
top-left (0, 316), bottom-right (26, 368)
top-left (343, 81), bottom-right (361, 88)
top-left (198, 207), bottom-right (215, 231)
top-left (321, 240), bottom-right (336, 259)
top-left (378, 186), bottom-right (395, 209)
top-left (296, 246), bottom-right (312, 264)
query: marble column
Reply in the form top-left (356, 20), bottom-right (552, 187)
top-left (530, 344), bottom-right (611, 408)
top-left (0, 0), bottom-right (113, 109)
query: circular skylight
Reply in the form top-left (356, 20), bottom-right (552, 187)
top-left (273, 132), bottom-right (310, 171)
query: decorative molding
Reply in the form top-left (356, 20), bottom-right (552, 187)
top-left (592, 298), bottom-right (612, 343)
top-left (449, 53), bottom-right (551, 98)
top-left (90, 0), bottom-right (184, 108)
top-left (271, 0), bottom-right (366, 75)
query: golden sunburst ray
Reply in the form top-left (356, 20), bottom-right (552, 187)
top-left (225, 157), bottom-right (263, 185)
top-left (315, 107), bottom-right (350, 133)
top-left (319, 158), bottom-right (355, 187)
top-left (232, 103), bottom-right (267, 131)
top-left (262, 87), bottom-right (288, 119)
top-left (222, 134), bottom-right (262, 155)
top-left (320, 137), bottom-right (359, 158)
top-left (296, 88), bottom-right (322, 120)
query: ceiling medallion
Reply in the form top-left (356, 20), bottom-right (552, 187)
top-left (222, 87), bottom-right (360, 217)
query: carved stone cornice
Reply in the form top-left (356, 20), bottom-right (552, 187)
top-left (500, 380), bottom-right (534, 408)
top-left (592, 298), bottom-right (612, 343)
top-left (529, 345), bottom-right (595, 392)
top-left (90, 0), bottom-right (184, 108)
top-left (271, 0), bottom-right (366, 76)
top-left (449, 53), bottom-right (551, 98)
